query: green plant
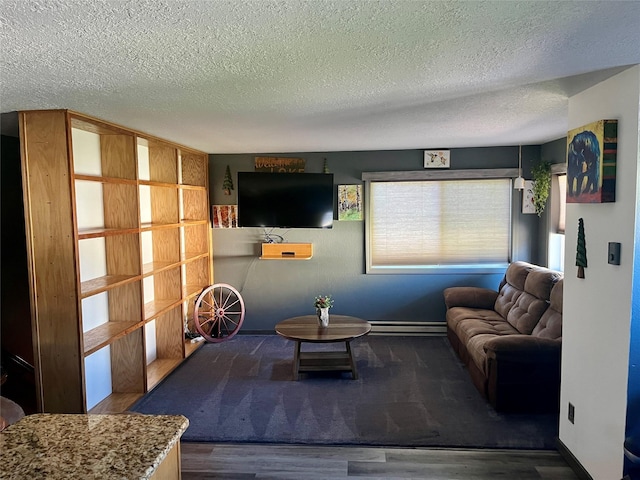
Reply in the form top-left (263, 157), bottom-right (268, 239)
top-left (531, 161), bottom-right (551, 216)
top-left (314, 295), bottom-right (334, 309)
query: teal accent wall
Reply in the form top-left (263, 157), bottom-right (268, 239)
top-left (624, 199), bottom-right (640, 478)
top-left (209, 146), bottom-right (549, 332)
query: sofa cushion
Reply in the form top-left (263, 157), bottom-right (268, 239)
top-left (532, 279), bottom-right (563, 339)
top-left (454, 317), bottom-right (520, 345)
top-left (493, 262), bottom-right (531, 319)
top-left (524, 268), bottom-right (563, 300)
top-left (494, 283), bottom-right (524, 320)
top-left (505, 261), bottom-right (531, 290)
top-left (505, 268), bottom-right (560, 334)
top-left (446, 306), bottom-right (505, 332)
top-left (506, 292), bottom-right (551, 334)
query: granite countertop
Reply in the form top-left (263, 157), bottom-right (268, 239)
top-left (0, 413), bottom-right (189, 479)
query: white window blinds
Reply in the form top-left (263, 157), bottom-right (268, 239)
top-left (368, 179), bottom-right (511, 269)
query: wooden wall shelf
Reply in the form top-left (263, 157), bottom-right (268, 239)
top-left (260, 243), bottom-right (313, 260)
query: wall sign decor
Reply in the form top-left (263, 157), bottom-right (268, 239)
top-left (576, 217), bottom-right (587, 278)
top-left (424, 150), bottom-right (450, 168)
top-left (254, 156), bottom-right (305, 173)
top-left (566, 119), bottom-right (617, 203)
top-left (212, 205), bottom-right (238, 228)
top-left (522, 180), bottom-right (536, 214)
top-left (338, 185), bottom-right (363, 221)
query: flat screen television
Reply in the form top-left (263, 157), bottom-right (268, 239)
top-left (237, 172), bottom-right (334, 228)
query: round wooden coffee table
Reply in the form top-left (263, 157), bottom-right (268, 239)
top-left (275, 315), bottom-right (371, 380)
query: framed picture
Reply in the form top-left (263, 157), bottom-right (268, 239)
top-left (522, 180), bottom-right (536, 214)
top-left (566, 119), bottom-right (617, 203)
top-left (338, 185), bottom-right (363, 221)
top-left (424, 150), bottom-right (450, 168)
top-left (212, 205), bottom-right (238, 228)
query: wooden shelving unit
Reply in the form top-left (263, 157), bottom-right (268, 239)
top-left (19, 110), bottom-right (213, 414)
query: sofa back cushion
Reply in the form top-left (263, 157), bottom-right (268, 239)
top-left (494, 262), bottom-right (563, 335)
top-left (506, 291), bottom-right (551, 334)
top-left (508, 268), bottom-right (561, 334)
top-left (494, 262), bottom-right (531, 319)
top-left (532, 279), bottom-right (563, 339)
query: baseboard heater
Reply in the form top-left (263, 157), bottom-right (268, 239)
top-left (243, 322), bottom-right (447, 336)
top-left (368, 321), bottom-right (447, 336)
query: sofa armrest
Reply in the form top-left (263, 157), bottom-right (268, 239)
top-left (484, 335), bottom-right (561, 363)
top-left (443, 287), bottom-right (498, 310)
top-left (484, 335), bottom-right (562, 412)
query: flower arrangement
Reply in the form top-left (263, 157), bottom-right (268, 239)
top-left (313, 295), bottom-right (334, 309)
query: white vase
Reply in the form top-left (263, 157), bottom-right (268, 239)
top-left (316, 307), bottom-right (330, 328)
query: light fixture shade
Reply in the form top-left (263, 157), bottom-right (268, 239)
top-left (514, 144), bottom-right (525, 189)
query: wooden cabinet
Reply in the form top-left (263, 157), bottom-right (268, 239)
top-left (19, 110), bottom-right (212, 413)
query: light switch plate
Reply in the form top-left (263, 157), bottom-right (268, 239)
top-left (608, 242), bottom-right (621, 265)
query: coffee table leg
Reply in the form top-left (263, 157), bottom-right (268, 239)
top-left (293, 341), bottom-right (301, 380)
top-left (346, 341), bottom-right (358, 379)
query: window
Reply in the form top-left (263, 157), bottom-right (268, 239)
top-left (365, 173), bottom-right (513, 274)
top-left (556, 174), bottom-right (566, 234)
top-left (548, 171), bottom-right (566, 271)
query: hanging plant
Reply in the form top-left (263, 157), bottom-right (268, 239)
top-left (531, 161), bottom-right (551, 216)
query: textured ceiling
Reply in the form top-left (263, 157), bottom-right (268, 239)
top-left (1, 0), bottom-right (639, 154)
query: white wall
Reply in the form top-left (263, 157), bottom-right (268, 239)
top-left (560, 66), bottom-right (640, 479)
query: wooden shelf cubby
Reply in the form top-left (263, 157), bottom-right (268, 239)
top-left (84, 328), bottom-right (145, 412)
top-left (143, 267), bottom-right (183, 322)
top-left (182, 222), bottom-right (210, 257)
top-left (181, 153), bottom-right (208, 187)
top-left (181, 188), bottom-right (209, 222)
top-left (19, 109), bottom-right (213, 414)
top-left (145, 306), bottom-right (184, 390)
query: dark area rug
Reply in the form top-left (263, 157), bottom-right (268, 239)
top-left (131, 335), bottom-right (559, 448)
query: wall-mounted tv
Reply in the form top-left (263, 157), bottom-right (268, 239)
top-left (237, 172), bottom-right (334, 228)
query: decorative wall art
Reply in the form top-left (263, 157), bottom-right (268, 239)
top-left (576, 217), bottom-right (587, 278)
top-left (566, 119), bottom-right (617, 203)
top-left (338, 185), bottom-right (363, 221)
top-left (212, 205), bottom-right (238, 228)
top-left (424, 150), bottom-right (450, 168)
top-left (222, 165), bottom-right (234, 195)
top-left (254, 156), bottom-right (305, 173)
top-left (522, 180), bottom-right (536, 214)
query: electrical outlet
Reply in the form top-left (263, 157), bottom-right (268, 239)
top-left (568, 402), bottom-right (575, 424)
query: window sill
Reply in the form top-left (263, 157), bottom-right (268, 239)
top-left (366, 264), bottom-right (509, 275)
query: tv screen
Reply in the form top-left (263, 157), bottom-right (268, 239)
top-left (237, 172), bottom-right (334, 228)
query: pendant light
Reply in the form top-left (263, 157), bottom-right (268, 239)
top-left (514, 145), bottom-right (525, 190)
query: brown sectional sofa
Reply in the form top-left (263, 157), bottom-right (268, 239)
top-left (444, 261), bottom-right (563, 412)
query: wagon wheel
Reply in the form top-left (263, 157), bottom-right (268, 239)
top-left (193, 283), bottom-right (245, 343)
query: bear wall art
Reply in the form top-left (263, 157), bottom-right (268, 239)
top-left (566, 119), bottom-right (618, 203)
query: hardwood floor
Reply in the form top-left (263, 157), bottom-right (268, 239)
top-left (181, 442), bottom-right (580, 479)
